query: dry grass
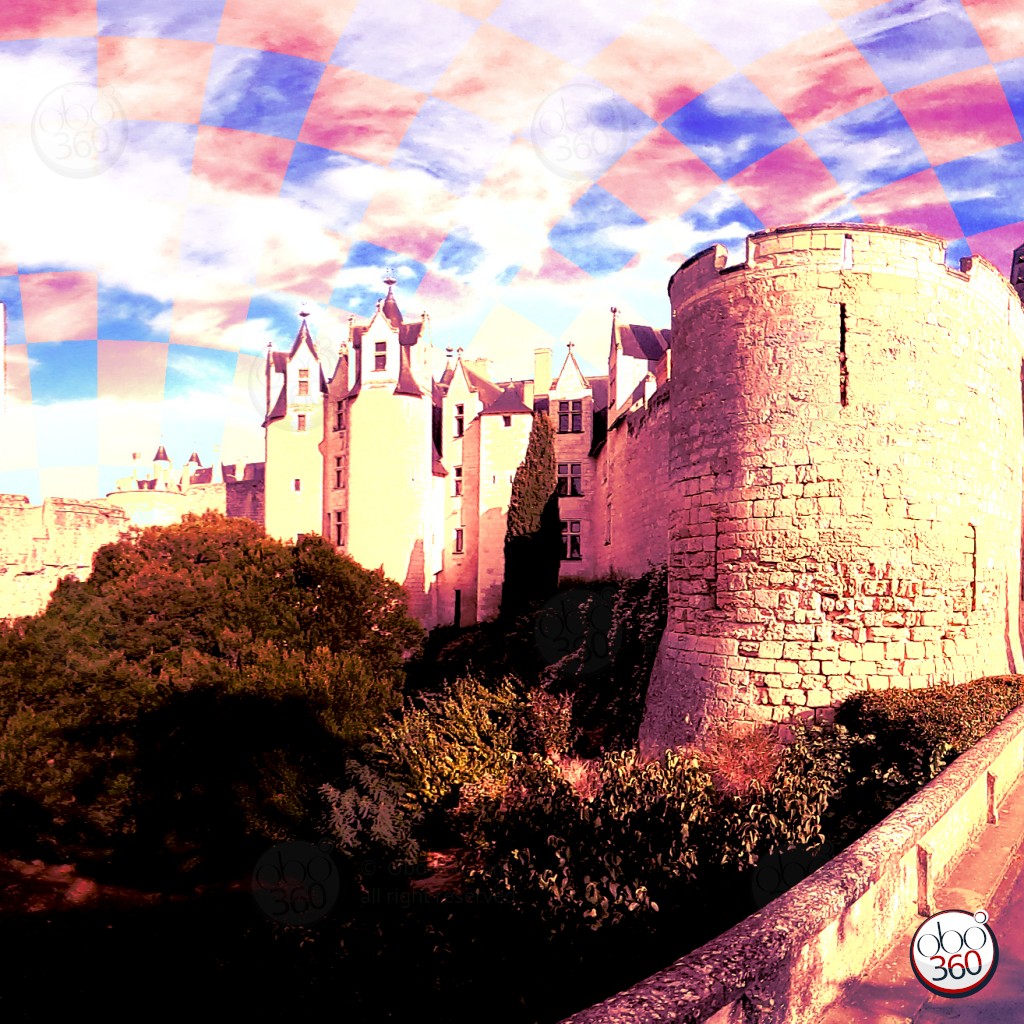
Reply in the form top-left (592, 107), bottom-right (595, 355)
top-left (697, 724), bottom-right (783, 796)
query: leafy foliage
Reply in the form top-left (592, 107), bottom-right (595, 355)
top-left (501, 411), bottom-right (561, 618)
top-left (0, 512), bottom-right (423, 884)
top-left (542, 564), bottom-right (668, 754)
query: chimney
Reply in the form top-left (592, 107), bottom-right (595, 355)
top-left (534, 347), bottom-right (552, 397)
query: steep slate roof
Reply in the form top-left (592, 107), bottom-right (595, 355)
top-left (153, 445), bottom-right (170, 462)
top-left (432, 441), bottom-right (447, 477)
top-left (459, 361), bottom-right (505, 405)
top-left (399, 321), bottom-right (423, 346)
top-left (619, 323), bottom-right (670, 361)
top-left (381, 286), bottom-right (403, 329)
top-left (394, 347), bottom-right (425, 397)
top-left (481, 381), bottom-right (533, 415)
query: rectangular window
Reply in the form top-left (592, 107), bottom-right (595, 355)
top-left (298, 368), bottom-right (309, 396)
top-left (561, 520), bottom-right (581, 560)
top-left (557, 463), bottom-right (582, 497)
top-left (454, 404), bottom-right (464, 437)
top-left (605, 502), bottom-right (612, 545)
top-left (335, 400), bottom-right (345, 431)
top-left (293, 478), bottom-right (301, 492)
top-left (375, 342), bottom-right (386, 371)
top-left (334, 456), bottom-right (342, 489)
top-left (558, 400), bottom-right (582, 433)
top-left (502, 415), bottom-right (512, 427)
top-left (454, 466), bottom-right (462, 496)
top-left (334, 511), bottom-right (343, 546)
top-left (454, 528), bottom-right (464, 554)
top-left (297, 413), bottom-right (307, 432)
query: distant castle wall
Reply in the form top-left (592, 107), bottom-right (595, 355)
top-left (0, 495), bottom-right (130, 620)
top-left (642, 223), bottom-right (1024, 749)
top-left (602, 385), bottom-right (671, 578)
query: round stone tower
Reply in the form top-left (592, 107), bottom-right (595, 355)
top-left (641, 223), bottom-right (1024, 750)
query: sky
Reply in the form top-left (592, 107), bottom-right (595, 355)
top-left (2, 0), bottom-right (1024, 504)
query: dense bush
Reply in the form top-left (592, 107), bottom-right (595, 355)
top-left (542, 564), bottom-right (668, 754)
top-left (464, 728), bottom-right (829, 938)
top-left (0, 512), bottom-right (423, 884)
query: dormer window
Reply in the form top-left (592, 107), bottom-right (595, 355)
top-left (298, 368), bottom-right (309, 396)
top-left (297, 413), bottom-right (307, 432)
top-left (375, 342), bottom-right (386, 371)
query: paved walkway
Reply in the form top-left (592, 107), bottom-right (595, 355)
top-left (820, 771), bottom-right (1024, 1023)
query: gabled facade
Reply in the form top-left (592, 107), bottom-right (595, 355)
top-left (262, 282), bottom-right (670, 630)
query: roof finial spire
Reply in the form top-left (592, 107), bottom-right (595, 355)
top-left (299, 299), bottom-right (310, 319)
top-left (383, 266), bottom-right (397, 288)
top-left (567, 340), bottom-right (575, 351)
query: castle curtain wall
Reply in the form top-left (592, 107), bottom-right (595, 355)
top-left (642, 225), bottom-right (1024, 750)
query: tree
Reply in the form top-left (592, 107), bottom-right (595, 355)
top-left (0, 511), bottom-right (424, 885)
top-left (501, 411), bottom-right (562, 618)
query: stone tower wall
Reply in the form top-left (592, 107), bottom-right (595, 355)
top-left (641, 224), bottom-right (1024, 750)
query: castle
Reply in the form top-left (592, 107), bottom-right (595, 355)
top-left (4, 223), bottom-right (1024, 746)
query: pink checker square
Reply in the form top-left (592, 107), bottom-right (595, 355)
top-left (192, 126), bottom-right (294, 198)
top-left (853, 169), bottom-right (964, 240)
top-left (729, 139), bottom-right (845, 227)
top-left (98, 38), bottom-right (214, 124)
top-left (218, 0), bottom-right (358, 62)
top-left (598, 128), bottom-right (721, 222)
top-left (894, 65), bottom-right (1021, 168)
top-left (256, 231), bottom-right (343, 303)
top-left (432, 0), bottom-right (501, 17)
top-left (20, 272), bottom-right (98, 343)
top-left (585, 13), bottom-right (734, 123)
top-left (745, 25), bottom-right (888, 133)
top-left (432, 24), bottom-right (572, 133)
top-left (359, 175), bottom-right (455, 263)
top-left (168, 294), bottom-right (251, 347)
top-left (514, 247), bottom-right (593, 288)
top-left (962, 0), bottom-right (1024, 63)
top-left (0, 0), bottom-right (95, 40)
top-left (965, 221), bottom-right (1024, 276)
top-left (414, 269), bottom-right (466, 308)
top-left (299, 66), bottom-right (425, 166)
top-left (97, 339), bottom-right (168, 402)
top-left (818, 0), bottom-right (886, 16)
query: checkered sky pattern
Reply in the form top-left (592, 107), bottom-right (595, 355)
top-left (3, 0), bottom-right (1024, 502)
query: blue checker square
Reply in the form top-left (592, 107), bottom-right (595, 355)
top-left (281, 145), bottom-right (376, 234)
top-left (0, 470), bottom-right (41, 504)
top-left (548, 186), bottom-right (645, 276)
top-left (433, 234), bottom-right (487, 278)
top-left (98, 0), bottom-right (226, 41)
top-left (98, 282), bottom-right (173, 342)
top-left (934, 143), bottom-right (1024, 238)
top-left (805, 97), bottom-right (929, 199)
top-left (662, 76), bottom-right (797, 181)
top-left (390, 99), bottom-right (508, 195)
top-left (0, 277), bottom-right (27, 347)
top-left (997, 58), bottom-right (1024, 140)
top-left (202, 46), bottom-right (324, 139)
top-left (28, 341), bottom-right (98, 407)
top-left (842, 0), bottom-right (989, 94)
top-left (329, 243), bottom-right (427, 317)
top-left (330, 0), bottom-right (477, 92)
top-left (246, 292), bottom-right (318, 344)
top-left (680, 185), bottom-right (764, 262)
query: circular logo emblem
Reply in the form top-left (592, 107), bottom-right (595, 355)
top-left (531, 83), bottom-right (628, 180)
top-left (252, 841), bottom-right (340, 926)
top-left (535, 586), bottom-right (619, 675)
top-left (750, 842), bottom-right (834, 909)
top-left (32, 82), bottom-right (127, 178)
top-left (910, 909), bottom-right (998, 997)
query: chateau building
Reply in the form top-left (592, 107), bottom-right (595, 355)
top-left (263, 274), bottom-right (670, 627)
top-left (7, 223), bottom-right (1024, 746)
